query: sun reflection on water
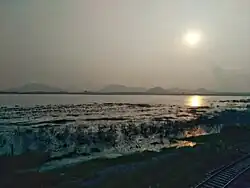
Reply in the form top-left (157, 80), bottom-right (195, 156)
top-left (187, 95), bottom-right (203, 107)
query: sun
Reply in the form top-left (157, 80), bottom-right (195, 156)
top-left (183, 30), bottom-right (202, 48)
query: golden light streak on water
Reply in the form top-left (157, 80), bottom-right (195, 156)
top-left (175, 141), bottom-right (197, 148)
top-left (187, 95), bottom-right (204, 107)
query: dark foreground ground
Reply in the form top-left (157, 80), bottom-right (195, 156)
top-left (1, 126), bottom-right (250, 188)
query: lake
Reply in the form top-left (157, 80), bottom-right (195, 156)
top-left (0, 94), bottom-right (250, 170)
top-left (0, 94), bottom-right (248, 106)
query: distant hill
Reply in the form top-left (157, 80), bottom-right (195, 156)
top-left (147, 87), bottom-right (213, 94)
top-left (165, 88), bottom-right (190, 93)
top-left (5, 83), bottom-right (65, 92)
top-left (100, 85), bottom-right (212, 94)
top-left (99, 85), bottom-right (146, 93)
top-left (195, 88), bottom-right (211, 93)
top-left (147, 87), bottom-right (167, 94)
top-left (1, 83), bottom-right (215, 95)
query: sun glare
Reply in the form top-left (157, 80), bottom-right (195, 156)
top-left (183, 30), bottom-right (202, 48)
top-left (188, 96), bottom-right (202, 107)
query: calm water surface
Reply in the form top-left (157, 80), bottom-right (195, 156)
top-left (0, 94), bottom-right (248, 106)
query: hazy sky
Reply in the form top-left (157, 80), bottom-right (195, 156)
top-left (1, 0), bottom-right (250, 91)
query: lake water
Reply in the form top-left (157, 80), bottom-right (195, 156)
top-left (0, 94), bottom-right (250, 170)
top-left (0, 94), bottom-right (248, 106)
